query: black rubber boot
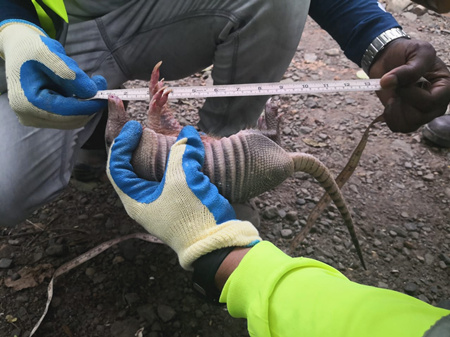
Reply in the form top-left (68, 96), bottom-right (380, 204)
top-left (422, 114), bottom-right (450, 148)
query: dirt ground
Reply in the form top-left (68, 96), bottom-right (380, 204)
top-left (1, 6), bottom-right (450, 337)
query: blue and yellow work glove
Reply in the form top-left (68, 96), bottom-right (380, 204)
top-left (0, 20), bottom-right (107, 129)
top-left (107, 121), bottom-right (261, 270)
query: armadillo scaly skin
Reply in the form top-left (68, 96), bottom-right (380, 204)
top-left (107, 95), bottom-right (294, 203)
top-left (105, 61), bottom-right (366, 268)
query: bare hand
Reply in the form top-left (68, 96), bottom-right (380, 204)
top-left (369, 38), bottom-right (450, 133)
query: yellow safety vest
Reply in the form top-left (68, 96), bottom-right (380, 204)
top-left (31, 0), bottom-right (68, 38)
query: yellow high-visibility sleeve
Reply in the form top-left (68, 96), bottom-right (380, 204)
top-left (220, 241), bottom-right (449, 337)
top-left (31, 0), bottom-right (68, 38)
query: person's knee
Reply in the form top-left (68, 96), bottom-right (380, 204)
top-left (250, 0), bottom-right (309, 35)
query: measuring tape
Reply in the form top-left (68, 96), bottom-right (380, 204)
top-left (92, 78), bottom-right (381, 100)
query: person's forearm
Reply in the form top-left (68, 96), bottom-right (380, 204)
top-left (215, 247), bottom-right (250, 290)
top-left (308, 0), bottom-right (399, 66)
top-left (220, 241), bottom-right (450, 337)
top-left (0, 0), bottom-right (40, 26)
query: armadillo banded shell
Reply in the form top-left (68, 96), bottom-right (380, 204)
top-left (131, 128), bottom-right (294, 203)
top-left (205, 130), bottom-right (294, 203)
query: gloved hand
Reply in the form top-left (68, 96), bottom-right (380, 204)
top-left (0, 20), bottom-right (107, 129)
top-left (369, 38), bottom-right (450, 133)
top-left (107, 121), bottom-right (261, 270)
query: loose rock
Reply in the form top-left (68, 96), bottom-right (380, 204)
top-left (157, 304), bottom-right (176, 323)
top-left (0, 258), bottom-right (12, 269)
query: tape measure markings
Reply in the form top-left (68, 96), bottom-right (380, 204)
top-left (92, 79), bottom-right (381, 101)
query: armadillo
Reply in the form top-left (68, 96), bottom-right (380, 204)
top-left (105, 62), bottom-right (366, 268)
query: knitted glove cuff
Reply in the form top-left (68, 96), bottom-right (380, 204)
top-left (177, 219), bottom-right (260, 270)
top-left (0, 19), bottom-right (46, 36)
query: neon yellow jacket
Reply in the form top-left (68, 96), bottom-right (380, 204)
top-left (30, 0), bottom-right (68, 38)
top-left (221, 241), bottom-right (450, 337)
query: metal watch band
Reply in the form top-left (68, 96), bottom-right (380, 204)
top-left (361, 28), bottom-right (410, 75)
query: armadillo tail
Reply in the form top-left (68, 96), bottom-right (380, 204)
top-left (289, 152), bottom-right (366, 269)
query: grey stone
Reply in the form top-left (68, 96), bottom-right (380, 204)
top-left (374, 239), bottom-right (383, 247)
top-left (296, 198), bottom-right (306, 206)
top-left (85, 267), bottom-right (96, 277)
top-left (332, 236), bottom-right (342, 244)
top-left (93, 213), bottom-right (105, 219)
top-left (325, 48), bottom-right (340, 56)
top-left (305, 98), bottom-right (318, 109)
top-left (45, 244), bottom-right (68, 257)
top-left (33, 251), bottom-right (44, 263)
top-left (385, 0), bottom-right (410, 13)
top-left (0, 257), bottom-right (12, 269)
top-left (403, 12), bottom-right (417, 21)
top-left (280, 229), bottom-right (293, 238)
top-left (304, 53), bottom-right (317, 62)
top-left (110, 318), bottom-right (141, 337)
top-left (378, 281), bottom-right (389, 288)
top-left (262, 206), bottom-right (279, 220)
top-left (440, 253), bottom-right (450, 266)
top-left (422, 173), bottom-right (435, 181)
top-left (404, 222), bottom-right (418, 231)
top-left (404, 282), bottom-right (418, 295)
top-left (389, 225), bottom-right (407, 238)
top-left (124, 293), bottom-right (141, 306)
top-left (299, 126), bottom-right (313, 134)
top-left (437, 299), bottom-right (450, 310)
top-left (417, 294), bottom-right (430, 304)
top-left (92, 272), bottom-right (107, 284)
top-left (137, 304), bottom-right (156, 324)
top-left (445, 187), bottom-right (450, 199)
top-left (277, 209), bottom-right (287, 218)
top-left (16, 295), bottom-right (29, 302)
top-left (157, 304), bottom-right (176, 323)
top-left (285, 211), bottom-right (298, 222)
top-left (424, 253), bottom-right (435, 266)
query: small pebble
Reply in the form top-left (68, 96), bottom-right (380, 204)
top-left (280, 229), bottom-right (293, 238)
top-left (0, 258), bottom-right (13, 269)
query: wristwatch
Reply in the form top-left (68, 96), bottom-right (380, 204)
top-left (361, 28), bottom-right (411, 75)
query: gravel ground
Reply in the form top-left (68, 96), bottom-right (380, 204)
top-left (1, 4), bottom-right (449, 337)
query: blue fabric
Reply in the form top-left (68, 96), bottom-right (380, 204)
top-left (308, 0), bottom-right (400, 66)
top-left (19, 34), bottom-right (107, 115)
top-left (0, 0), bottom-right (41, 28)
top-left (109, 122), bottom-right (236, 225)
